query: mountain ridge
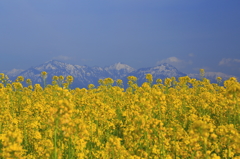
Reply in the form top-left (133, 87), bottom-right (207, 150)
top-left (1, 60), bottom-right (239, 88)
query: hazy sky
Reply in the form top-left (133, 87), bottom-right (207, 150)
top-left (1, 0), bottom-right (240, 76)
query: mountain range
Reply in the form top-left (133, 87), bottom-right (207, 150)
top-left (1, 60), bottom-right (238, 88)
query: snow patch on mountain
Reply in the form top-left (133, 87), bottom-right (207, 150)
top-left (105, 62), bottom-right (135, 72)
top-left (104, 62), bottom-right (135, 80)
top-left (2, 69), bottom-right (25, 78)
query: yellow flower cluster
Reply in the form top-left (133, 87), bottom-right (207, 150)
top-left (0, 71), bottom-right (240, 158)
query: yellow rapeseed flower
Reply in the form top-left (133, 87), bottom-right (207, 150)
top-left (1, 72), bottom-right (240, 158)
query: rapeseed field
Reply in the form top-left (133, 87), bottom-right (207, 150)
top-left (0, 70), bottom-right (240, 159)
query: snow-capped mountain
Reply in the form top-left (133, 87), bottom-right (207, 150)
top-left (105, 62), bottom-right (135, 79)
top-left (2, 60), bottom-right (238, 88)
top-left (8, 60), bottom-right (135, 88)
top-left (127, 63), bottom-right (187, 85)
top-left (17, 60), bottom-right (110, 88)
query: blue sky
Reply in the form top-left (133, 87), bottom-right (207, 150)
top-left (1, 0), bottom-right (240, 76)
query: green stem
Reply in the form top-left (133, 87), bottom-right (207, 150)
top-left (54, 128), bottom-right (57, 159)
